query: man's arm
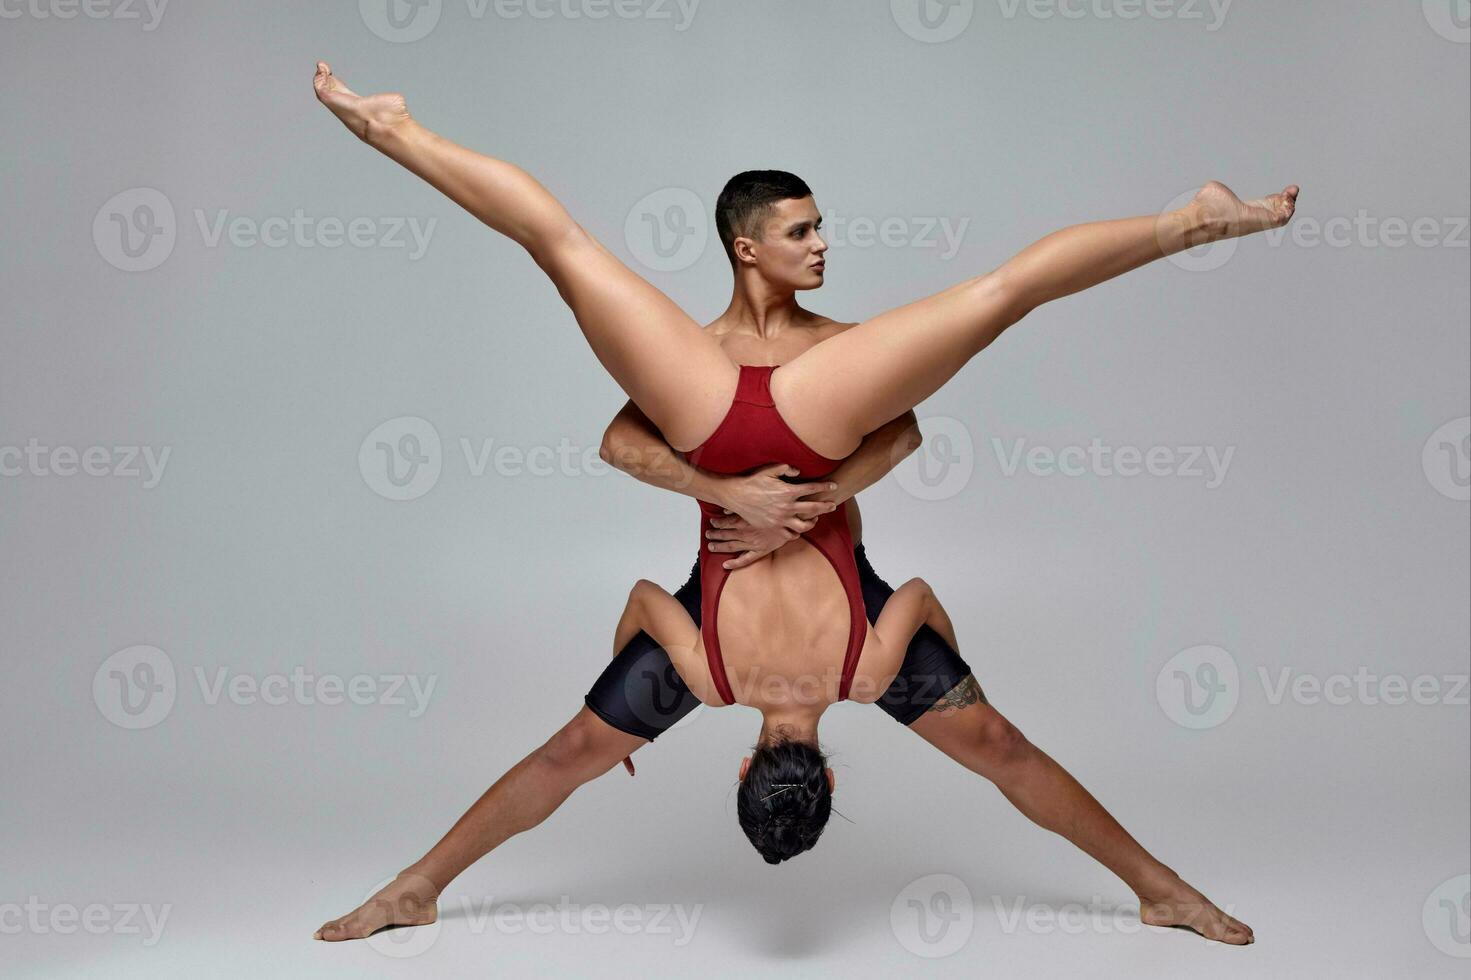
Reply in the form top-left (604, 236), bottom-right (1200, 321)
top-left (598, 399), bottom-right (732, 507)
top-left (600, 400), bottom-right (923, 568)
top-left (599, 399), bottom-right (840, 532)
top-left (799, 409), bottom-right (923, 507)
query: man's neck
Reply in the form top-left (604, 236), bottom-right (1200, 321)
top-left (718, 276), bottom-right (811, 340)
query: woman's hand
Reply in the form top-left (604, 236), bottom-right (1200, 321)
top-left (714, 464), bottom-right (838, 533)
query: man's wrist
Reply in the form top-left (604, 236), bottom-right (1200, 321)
top-left (701, 473), bottom-right (734, 512)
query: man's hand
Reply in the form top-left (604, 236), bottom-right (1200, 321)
top-left (705, 514), bottom-right (798, 570)
top-left (716, 463), bottom-right (838, 533)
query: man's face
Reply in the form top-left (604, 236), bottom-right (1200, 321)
top-left (740, 196), bottom-right (828, 289)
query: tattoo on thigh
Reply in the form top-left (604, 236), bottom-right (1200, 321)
top-left (924, 674), bottom-right (986, 715)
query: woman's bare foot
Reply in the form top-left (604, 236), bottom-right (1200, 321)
top-left (313, 871), bottom-right (439, 942)
top-left (312, 61), bottom-right (411, 146)
top-left (1135, 870), bottom-right (1254, 945)
top-left (1187, 180), bottom-right (1300, 245)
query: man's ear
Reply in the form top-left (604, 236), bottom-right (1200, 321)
top-left (739, 756), bottom-right (751, 781)
top-left (825, 766), bottom-right (835, 793)
top-left (732, 236), bottom-right (759, 266)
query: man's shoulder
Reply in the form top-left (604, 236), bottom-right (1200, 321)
top-left (814, 316), bottom-right (862, 337)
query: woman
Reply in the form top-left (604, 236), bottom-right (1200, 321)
top-left (312, 60), bottom-right (1292, 928)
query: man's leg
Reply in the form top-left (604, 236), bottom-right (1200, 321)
top-left (315, 560), bottom-right (703, 942)
top-left (314, 708), bottom-right (646, 941)
top-left (312, 63), bottom-right (737, 452)
top-left (909, 697), bottom-right (1253, 945)
top-left (853, 545), bottom-right (1253, 946)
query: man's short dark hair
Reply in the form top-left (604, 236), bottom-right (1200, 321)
top-left (715, 170), bottom-right (813, 267)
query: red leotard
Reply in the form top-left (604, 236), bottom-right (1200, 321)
top-left (681, 363), bottom-right (867, 706)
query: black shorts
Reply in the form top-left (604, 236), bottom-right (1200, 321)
top-left (583, 543), bottom-right (973, 740)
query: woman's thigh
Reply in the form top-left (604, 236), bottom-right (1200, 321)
top-left (771, 272), bottom-right (1020, 459)
top-left (539, 229), bottom-right (738, 451)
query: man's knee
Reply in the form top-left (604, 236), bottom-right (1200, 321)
top-left (972, 712), bottom-right (1030, 771)
top-left (539, 709), bottom-right (635, 775)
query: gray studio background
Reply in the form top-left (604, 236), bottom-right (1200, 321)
top-left (2, 1), bottom-right (1468, 976)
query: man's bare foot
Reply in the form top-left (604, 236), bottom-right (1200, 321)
top-left (312, 61), bottom-right (411, 146)
top-left (313, 871), bottom-right (439, 942)
top-left (1135, 871), bottom-right (1254, 945)
top-left (1186, 179), bottom-right (1300, 245)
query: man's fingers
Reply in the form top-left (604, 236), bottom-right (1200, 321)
top-left (785, 517), bottom-right (818, 533)
top-left (722, 551), bottom-right (764, 571)
top-left (792, 501), bottom-right (838, 518)
top-left (793, 482), bottom-right (839, 497)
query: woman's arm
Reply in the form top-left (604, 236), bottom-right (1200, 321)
top-left (871, 577), bottom-right (960, 662)
top-left (608, 578), bottom-right (708, 775)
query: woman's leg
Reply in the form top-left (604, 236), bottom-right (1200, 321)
top-left (775, 181), bottom-right (1299, 458)
top-left (312, 63), bottom-right (737, 451)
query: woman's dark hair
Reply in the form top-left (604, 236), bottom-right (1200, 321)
top-left (736, 728), bottom-right (833, 864)
top-left (715, 170), bottom-right (813, 267)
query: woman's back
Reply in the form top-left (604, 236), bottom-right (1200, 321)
top-left (680, 363), bottom-right (868, 706)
